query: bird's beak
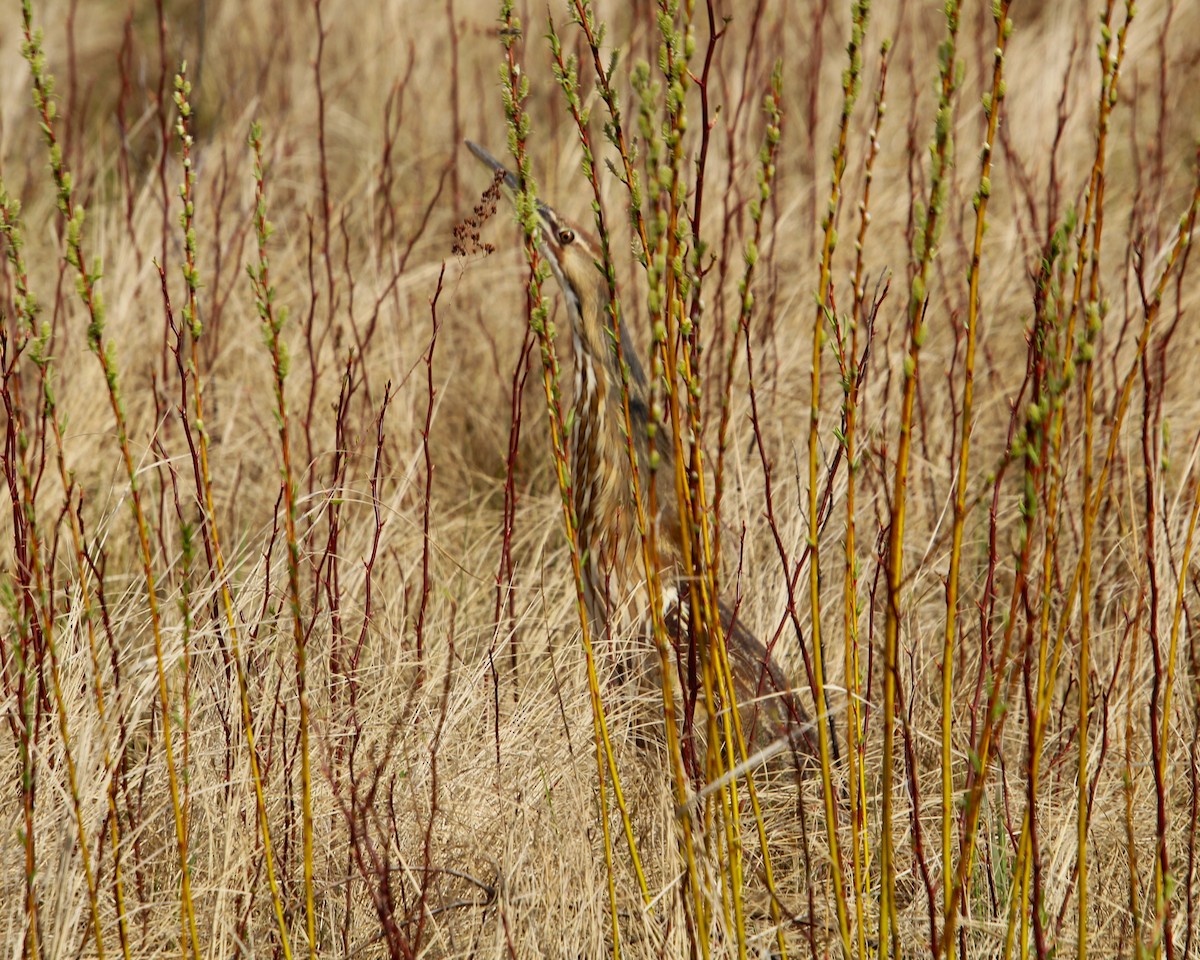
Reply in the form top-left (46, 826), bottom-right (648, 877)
top-left (465, 141), bottom-right (521, 197)
top-left (465, 140), bottom-right (560, 243)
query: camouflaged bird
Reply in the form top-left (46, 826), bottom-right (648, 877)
top-left (468, 141), bottom-right (820, 767)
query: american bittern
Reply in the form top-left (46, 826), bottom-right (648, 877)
top-left (468, 141), bottom-right (819, 765)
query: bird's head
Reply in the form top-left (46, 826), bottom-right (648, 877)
top-left (466, 141), bottom-right (644, 389)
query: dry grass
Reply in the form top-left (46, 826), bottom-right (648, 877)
top-left (2, 0), bottom-right (1199, 957)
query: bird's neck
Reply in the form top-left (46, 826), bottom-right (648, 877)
top-left (570, 332), bottom-right (607, 460)
top-left (570, 331), bottom-right (623, 529)
top-left (570, 333), bottom-right (643, 631)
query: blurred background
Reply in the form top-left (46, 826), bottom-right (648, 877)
top-left (1, 1), bottom-right (1199, 957)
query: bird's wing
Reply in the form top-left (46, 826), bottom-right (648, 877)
top-left (663, 592), bottom-right (825, 768)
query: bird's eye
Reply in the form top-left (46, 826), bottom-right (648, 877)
top-left (558, 227), bottom-right (575, 245)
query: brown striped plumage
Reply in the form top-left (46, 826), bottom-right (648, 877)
top-left (468, 142), bottom-right (819, 765)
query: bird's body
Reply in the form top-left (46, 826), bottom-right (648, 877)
top-left (468, 142), bottom-right (819, 765)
